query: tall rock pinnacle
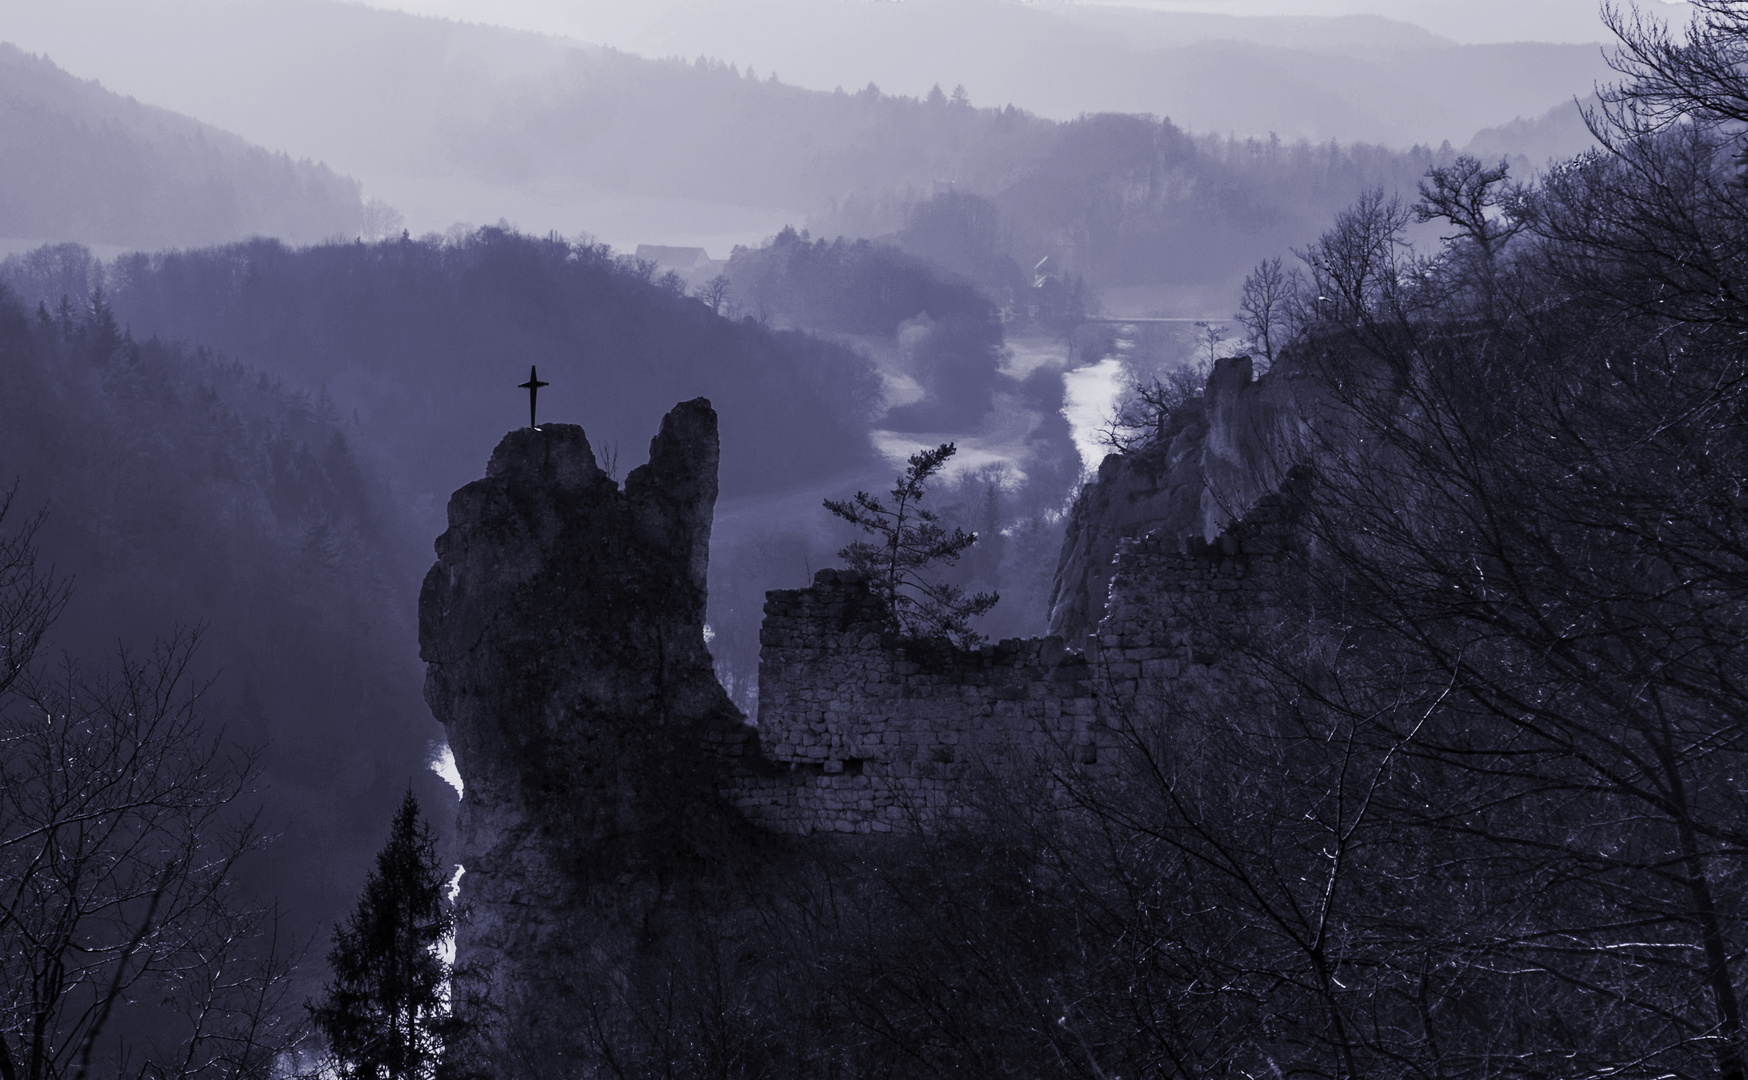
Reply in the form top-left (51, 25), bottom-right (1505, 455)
top-left (418, 398), bottom-right (746, 1068)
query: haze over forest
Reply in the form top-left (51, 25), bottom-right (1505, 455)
top-left (0, 0), bottom-right (1726, 1074)
top-left (0, 0), bottom-right (1659, 249)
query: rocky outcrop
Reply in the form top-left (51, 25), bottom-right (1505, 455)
top-left (1048, 355), bottom-right (1305, 640)
top-left (417, 387), bottom-right (1315, 1072)
top-left (1047, 396), bottom-right (1209, 641)
top-left (1198, 355), bottom-right (1304, 539)
top-left (418, 400), bottom-right (749, 1069)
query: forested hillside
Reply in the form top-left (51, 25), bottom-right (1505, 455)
top-left (0, 44), bottom-right (363, 249)
top-left (0, 0), bottom-right (1615, 252)
top-left (0, 279), bottom-right (443, 975)
top-left (723, 226), bottom-right (1017, 426)
top-left (850, 114), bottom-right (1461, 297)
top-left (3, 231), bottom-right (881, 514)
top-left (2, 229), bottom-right (896, 717)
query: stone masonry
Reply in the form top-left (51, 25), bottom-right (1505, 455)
top-left (724, 470), bottom-right (1307, 835)
top-left (716, 570), bottom-right (1108, 834)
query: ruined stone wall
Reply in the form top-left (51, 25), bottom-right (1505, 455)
top-left (1096, 475), bottom-right (1303, 699)
top-left (728, 475), bottom-right (1306, 836)
top-left (720, 570), bottom-right (1109, 834)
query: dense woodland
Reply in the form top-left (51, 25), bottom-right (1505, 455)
top-left (0, 278), bottom-right (441, 1074)
top-left (2, 231), bottom-right (884, 506)
top-left (831, 113), bottom-right (1466, 297)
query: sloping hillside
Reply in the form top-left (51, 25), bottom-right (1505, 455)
top-left (0, 276), bottom-right (441, 976)
top-left (1464, 96), bottom-right (1600, 173)
top-left (0, 0), bottom-right (1613, 245)
top-left (0, 43), bottom-right (362, 249)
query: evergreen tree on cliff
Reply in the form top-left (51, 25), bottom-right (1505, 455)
top-left (827, 441), bottom-right (998, 648)
top-left (311, 790), bottom-right (453, 1080)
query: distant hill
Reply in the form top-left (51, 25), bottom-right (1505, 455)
top-left (339, 0), bottom-right (1614, 145)
top-left (809, 113), bottom-right (1455, 304)
top-left (0, 0), bottom-right (1614, 246)
top-left (0, 43), bottom-right (363, 249)
top-left (1464, 96), bottom-right (1601, 174)
top-left (2, 231), bottom-right (882, 522)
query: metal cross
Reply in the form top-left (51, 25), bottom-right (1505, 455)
top-left (518, 365), bottom-right (549, 429)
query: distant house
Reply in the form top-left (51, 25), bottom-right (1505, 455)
top-left (634, 245), bottom-right (724, 287)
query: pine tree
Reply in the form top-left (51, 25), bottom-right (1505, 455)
top-left (310, 790), bottom-right (453, 1080)
top-left (825, 442), bottom-right (998, 648)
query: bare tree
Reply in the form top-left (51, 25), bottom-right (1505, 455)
top-left (1097, 362), bottom-right (1207, 454)
top-left (1597, 0), bottom-right (1748, 137)
top-left (0, 500), bottom-right (303, 1080)
top-left (1234, 256), bottom-right (1303, 366)
top-left (0, 486), bottom-right (68, 696)
top-left (1048, 10), bottom-right (1748, 1070)
top-left (1244, 53), bottom-right (1748, 1071)
top-left (693, 274), bottom-right (731, 316)
top-left (1292, 187), bottom-right (1416, 335)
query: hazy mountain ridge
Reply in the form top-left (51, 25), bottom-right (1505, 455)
top-left (1464, 95), bottom-right (1600, 172)
top-left (0, 0), bottom-right (1617, 246)
top-left (1051, 5), bottom-right (1455, 51)
top-left (369, 0), bottom-right (1606, 141)
top-left (0, 43), bottom-right (364, 249)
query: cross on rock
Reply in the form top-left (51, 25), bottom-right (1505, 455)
top-left (518, 365), bottom-right (549, 429)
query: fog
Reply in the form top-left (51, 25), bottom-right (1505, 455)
top-left (383, 0), bottom-right (1673, 48)
top-left (0, 0), bottom-right (1691, 248)
top-left (0, 0), bottom-right (1716, 1070)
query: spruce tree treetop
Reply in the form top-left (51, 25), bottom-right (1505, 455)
top-left (310, 789), bottom-right (453, 1080)
top-left (825, 441), bottom-right (998, 648)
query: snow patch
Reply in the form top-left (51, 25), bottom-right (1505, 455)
top-left (430, 742), bottom-right (463, 799)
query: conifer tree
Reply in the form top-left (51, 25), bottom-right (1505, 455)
top-left (311, 789), bottom-right (453, 1080)
top-left (825, 442), bottom-right (998, 648)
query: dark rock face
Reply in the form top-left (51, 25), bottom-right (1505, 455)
top-left (418, 400), bottom-right (747, 1067)
top-left (1046, 397), bottom-right (1208, 641)
top-left (416, 391), bottom-right (1317, 1071)
top-left (1047, 355), bottom-right (1305, 640)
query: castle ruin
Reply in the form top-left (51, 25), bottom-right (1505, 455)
top-left (418, 358), bottom-right (1302, 1067)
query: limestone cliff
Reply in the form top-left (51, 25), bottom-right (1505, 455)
top-left (1046, 396), bottom-right (1208, 642)
top-left (1047, 354), bottom-right (1305, 640)
top-left (418, 400), bottom-right (749, 1068)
